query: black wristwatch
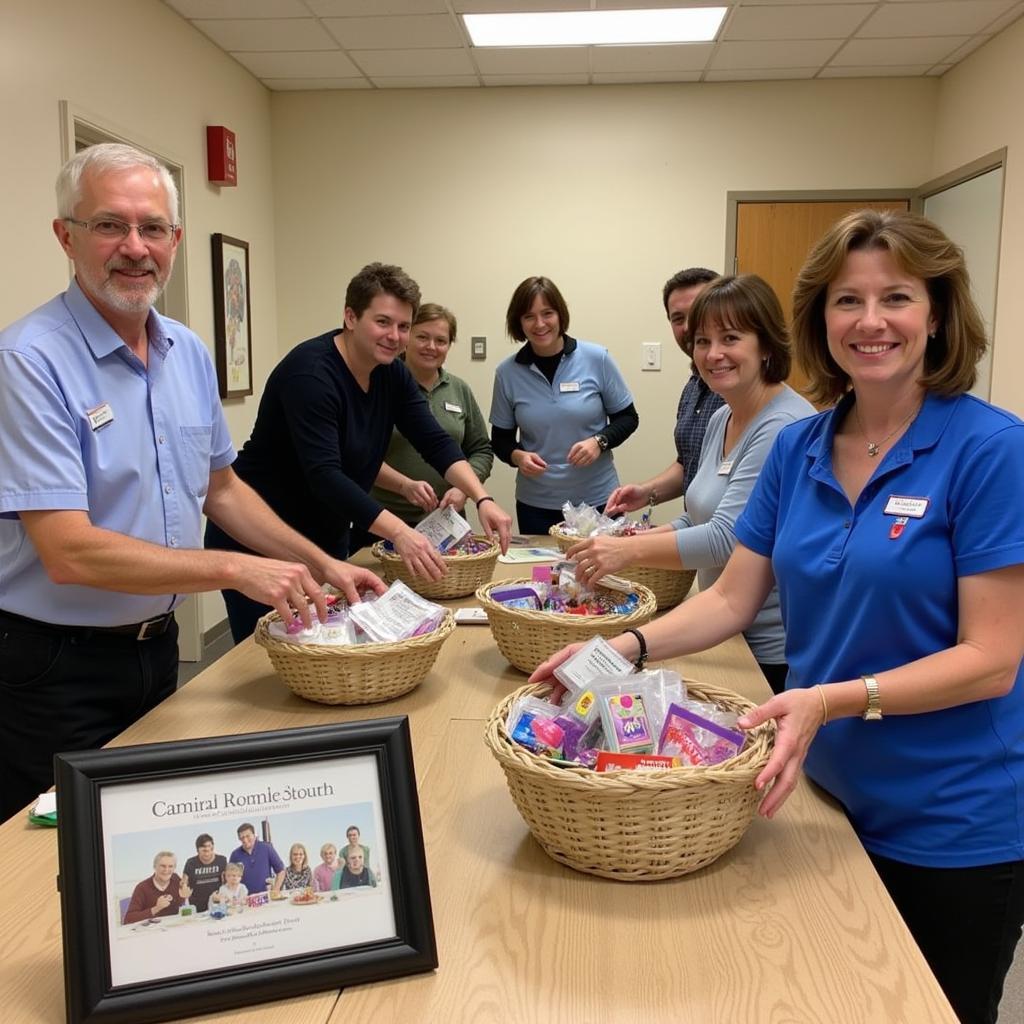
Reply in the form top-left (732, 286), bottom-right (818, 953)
top-left (622, 628), bottom-right (647, 671)
top-left (594, 434), bottom-right (610, 451)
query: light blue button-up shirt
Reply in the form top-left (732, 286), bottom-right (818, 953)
top-left (0, 281), bottom-right (235, 625)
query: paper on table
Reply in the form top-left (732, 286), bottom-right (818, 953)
top-left (498, 547), bottom-right (561, 564)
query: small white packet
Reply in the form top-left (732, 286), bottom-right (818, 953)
top-left (416, 506), bottom-right (472, 552)
top-left (348, 580), bottom-right (444, 642)
top-left (553, 636), bottom-right (635, 694)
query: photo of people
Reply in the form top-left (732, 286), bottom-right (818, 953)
top-left (99, 755), bottom-right (394, 988)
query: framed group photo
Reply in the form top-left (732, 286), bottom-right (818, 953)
top-left (211, 233), bottom-right (253, 399)
top-left (55, 718), bottom-right (436, 1024)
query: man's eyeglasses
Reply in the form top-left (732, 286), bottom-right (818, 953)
top-left (63, 217), bottom-right (178, 244)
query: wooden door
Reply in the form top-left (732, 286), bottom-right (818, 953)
top-left (736, 200), bottom-right (910, 401)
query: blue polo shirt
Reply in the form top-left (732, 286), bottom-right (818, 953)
top-left (489, 338), bottom-right (633, 508)
top-left (736, 391), bottom-right (1024, 867)
top-left (0, 281), bottom-right (235, 625)
top-left (228, 839), bottom-right (285, 894)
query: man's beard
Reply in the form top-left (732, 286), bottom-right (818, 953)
top-left (81, 256), bottom-right (167, 314)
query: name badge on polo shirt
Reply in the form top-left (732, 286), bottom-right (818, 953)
top-left (718, 460), bottom-right (733, 476)
top-left (883, 495), bottom-right (929, 518)
top-left (444, 402), bottom-right (462, 414)
top-left (85, 401), bottom-right (114, 431)
top-left (559, 381), bottom-right (580, 393)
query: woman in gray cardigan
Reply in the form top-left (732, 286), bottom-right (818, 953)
top-left (569, 275), bottom-right (814, 693)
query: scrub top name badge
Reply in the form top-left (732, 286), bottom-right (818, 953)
top-left (443, 402), bottom-right (462, 414)
top-left (559, 381), bottom-right (580, 393)
top-left (86, 401), bottom-right (114, 431)
top-left (884, 495), bottom-right (929, 518)
top-left (718, 460), bottom-right (733, 476)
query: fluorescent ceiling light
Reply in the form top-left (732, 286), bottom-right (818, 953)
top-left (464, 8), bottom-right (727, 48)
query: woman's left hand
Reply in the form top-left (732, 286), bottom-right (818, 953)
top-left (567, 535), bottom-right (631, 582)
top-left (439, 487), bottom-right (467, 513)
top-left (736, 687), bottom-right (827, 819)
top-left (567, 437), bottom-right (601, 467)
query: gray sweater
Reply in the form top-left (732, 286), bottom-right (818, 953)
top-left (671, 385), bottom-right (815, 663)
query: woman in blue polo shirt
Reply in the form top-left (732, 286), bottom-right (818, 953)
top-left (533, 211), bottom-right (1024, 1024)
top-left (490, 276), bottom-right (638, 535)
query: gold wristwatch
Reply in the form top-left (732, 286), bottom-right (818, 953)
top-left (861, 675), bottom-right (883, 721)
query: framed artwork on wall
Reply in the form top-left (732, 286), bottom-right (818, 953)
top-left (211, 233), bottom-right (253, 399)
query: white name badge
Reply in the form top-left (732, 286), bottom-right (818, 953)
top-left (717, 460), bottom-right (733, 476)
top-left (444, 402), bottom-right (462, 414)
top-left (86, 402), bottom-right (114, 431)
top-left (884, 495), bottom-right (929, 518)
top-left (559, 381), bottom-right (580, 393)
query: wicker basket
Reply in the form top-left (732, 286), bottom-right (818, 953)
top-left (548, 524), bottom-right (696, 610)
top-left (254, 610), bottom-right (455, 705)
top-left (484, 680), bottom-right (775, 880)
top-left (475, 578), bottom-right (656, 674)
top-left (372, 535), bottom-right (500, 600)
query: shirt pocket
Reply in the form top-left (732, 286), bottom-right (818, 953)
top-left (179, 425), bottom-right (213, 499)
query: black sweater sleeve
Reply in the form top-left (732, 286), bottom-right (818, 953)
top-left (490, 424), bottom-right (520, 466)
top-left (602, 402), bottom-right (639, 449)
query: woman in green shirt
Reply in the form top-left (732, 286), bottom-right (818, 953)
top-left (372, 303), bottom-right (493, 524)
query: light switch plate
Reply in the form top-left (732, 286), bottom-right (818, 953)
top-left (642, 341), bottom-right (661, 371)
top-left (471, 336), bottom-right (487, 360)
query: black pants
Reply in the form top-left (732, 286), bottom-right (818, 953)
top-left (869, 852), bottom-right (1024, 1024)
top-left (757, 662), bottom-right (789, 695)
top-left (0, 611), bottom-right (179, 822)
top-left (517, 501), bottom-right (606, 538)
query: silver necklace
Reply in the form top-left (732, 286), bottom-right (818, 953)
top-left (854, 402), bottom-right (920, 457)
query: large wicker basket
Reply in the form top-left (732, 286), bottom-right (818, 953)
top-left (372, 535), bottom-right (499, 600)
top-left (254, 610), bottom-right (455, 705)
top-left (475, 578), bottom-right (656, 674)
top-left (485, 680), bottom-right (775, 880)
top-left (548, 524), bottom-right (695, 610)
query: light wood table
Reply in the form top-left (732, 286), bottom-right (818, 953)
top-left (0, 556), bottom-right (955, 1024)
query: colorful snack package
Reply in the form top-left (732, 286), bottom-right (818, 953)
top-left (598, 691), bottom-right (654, 754)
top-left (658, 703), bottom-right (746, 766)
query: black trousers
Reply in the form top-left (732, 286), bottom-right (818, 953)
top-left (869, 851), bottom-right (1024, 1024)
top-left (517, 501), bottom-right (606, 538)
top-left (0, 611), bottom-right (179, 822)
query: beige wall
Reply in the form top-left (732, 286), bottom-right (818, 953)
top-left (2, 0), bottom-right (278, 630)
top-left (932, 16), bottom-right (1024, 418)
top-left (271, 79), bottom-right (938, 521)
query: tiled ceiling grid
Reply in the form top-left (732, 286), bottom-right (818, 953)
top-left (163, 0), bottom-right (1024, 89)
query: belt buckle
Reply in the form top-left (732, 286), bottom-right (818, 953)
top-left (137, 617), bottom-right (162, 641)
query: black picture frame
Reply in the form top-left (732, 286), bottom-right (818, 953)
top-left (211, 233), bottom-right (253, 399)
top-left (55, 718), bottom-right (436, 1024)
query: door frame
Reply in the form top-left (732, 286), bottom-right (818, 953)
top-left (724, 187), bottom-right (915, 277)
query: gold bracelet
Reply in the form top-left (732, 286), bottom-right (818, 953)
top-left (815, 684), bottom-right (829, 725)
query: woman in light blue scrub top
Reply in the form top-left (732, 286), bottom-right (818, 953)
top-left (489, 276), bottom-right (639, 536)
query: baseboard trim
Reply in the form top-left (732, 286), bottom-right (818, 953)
top-left (202, 617), bottom-right (231, 648)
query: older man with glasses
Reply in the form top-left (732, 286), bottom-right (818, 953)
top-left (0, 143), bottom-right (383, 822)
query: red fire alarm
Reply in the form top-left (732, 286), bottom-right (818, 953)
top-left (207, 126), bottom-right (237, 186)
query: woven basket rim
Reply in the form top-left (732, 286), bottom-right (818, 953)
top-left (484, 679), bottom-right (775, 789)
top-left (372, 534), bottom-right (500, 565)
top-left (475, 577), bottom-right (656, 624)
top-left (254, 607), bottom-right (456, 657)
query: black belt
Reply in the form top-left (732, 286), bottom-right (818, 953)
top-left (0, 608), bottom-right (175, 641)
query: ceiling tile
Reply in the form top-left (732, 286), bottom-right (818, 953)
top-left (164, 0), bottom-right (308, 17)
top-left (324, 15), bottom-right (463, 49)
top-left (704, 66), bottom-right (819, 80)
top-left (482, 73), bottom-right (590, 85)
top-left (472, 47), bottom-right (588, 74)
top-left (986, 3), bottom-right (1024, 34)
top-left (591, 70), bottom-right (703, 83)
top-left (940, 34), bottom-right (995, 63)
top-left (832, 36), bottom-right (968, 65)
top-left (590, 44), bottom-right (713, 72)
top-left (371, 75), bottom-right (480, 87)
top-left (308, 0), bottom-right (448, 14)
top-left (928, 64), bottom-right (955, 76)
top-left (352, 48), bottom-right (476, 75)
top-left (858, 1), bottom-right (1017, 37)
top-left (819, 65), bottom-right (933, 77)
top-left (593, 0), bottom-right (728, 7)
top-left (457, 1), bottom-right (589, 11)
top-left (711, 38), bottom-right (840, 68)
top-left (231, 50), bottom-right (362, 77)
top-left (192, 19), bottom-right (337, 51)
top-left (726, 4), bottom-right (870, 40)
top-left (738, 0), bottom-right (878, 5)
top-left (263, 77), bottom-right (372, 89)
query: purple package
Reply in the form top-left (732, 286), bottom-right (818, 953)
top-left (658, 703), bottom-right (745, 765)
top-left (491, 586), bottom-right (542, 610)
top-left (553, 714), bottom-right (588, 760)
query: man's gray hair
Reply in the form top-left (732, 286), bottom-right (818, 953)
top-left (56, 143), bottom-right (179, 224)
